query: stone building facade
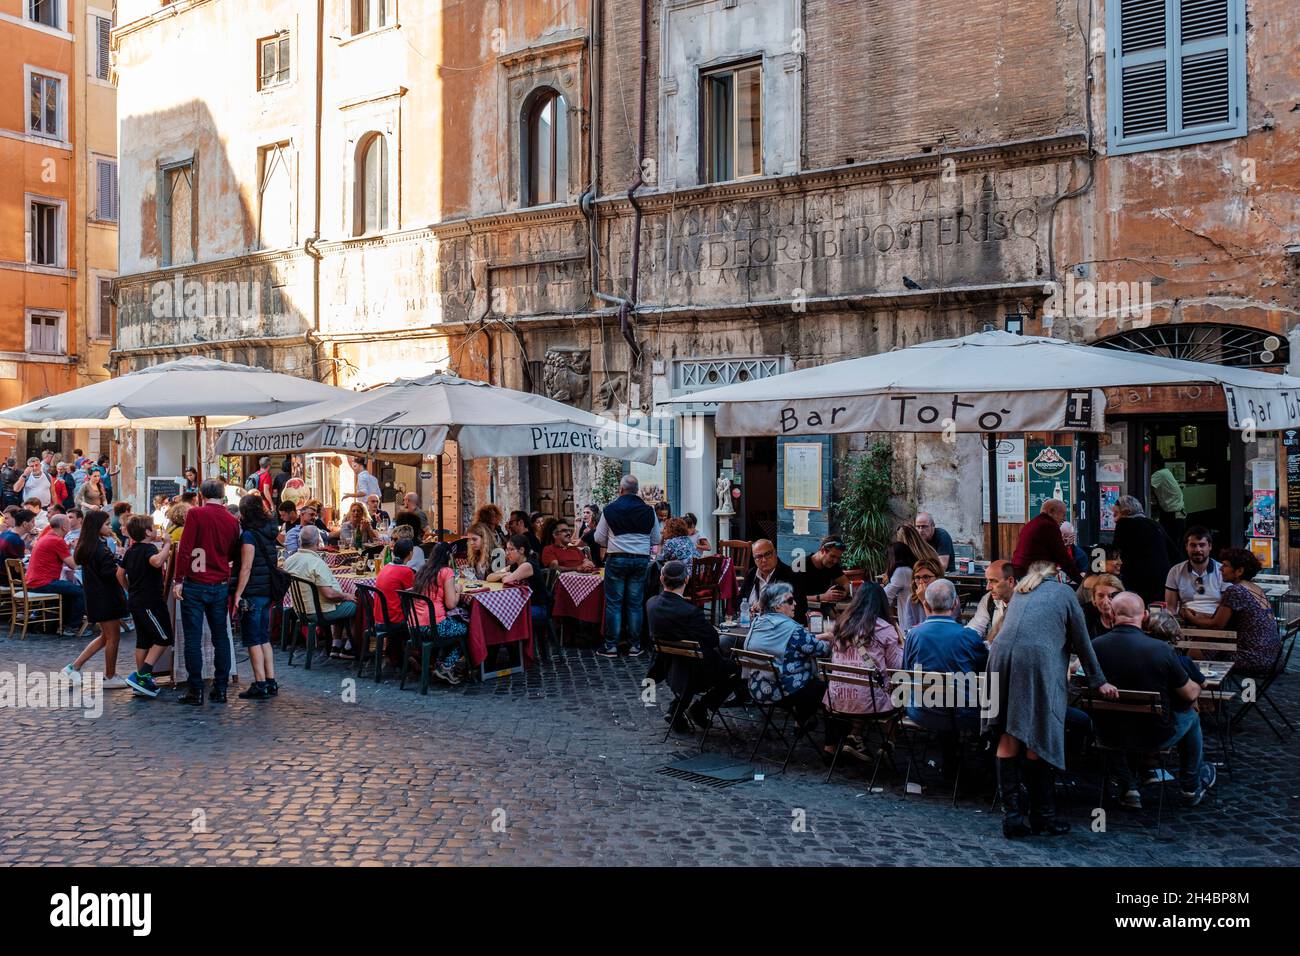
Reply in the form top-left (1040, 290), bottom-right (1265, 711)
top-left (112, 0), bottom-right (1299, 570)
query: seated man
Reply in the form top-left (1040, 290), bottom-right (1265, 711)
top-left (365, 493), bottom-right (392, 531)
top-left (25, 513), bottom-right (84, 636)
top-left (277, 499), bottom-right (298, 534)
top-left (1092, 591), bottom-right (1216, 807)
top-left (739, 539), bottom-right (806, 623)
top-left (0, 508), bottom-right (33, 560)
top-left (372, 537), bottom-right (415, 667)
top-left (794, 535), bottom-right (850, 613)
top-left (646, 560), bottom-right (743, 733)
top-left (284, 503), bottom-right (318, 556)
top-left (967, 560), bottom-right (1015, 643)
top-left (901, 578), bottom-right (989, 779)
top-left (284, 525), bottom-right (358, 658)
top-left (541, 519), bottom-right (594, 571)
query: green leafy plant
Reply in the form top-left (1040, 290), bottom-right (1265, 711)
top-left (832, 441), bottom-right (895, 577)
top-left (592, 459), bottom-right (624, 509)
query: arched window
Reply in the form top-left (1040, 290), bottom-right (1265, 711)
top-left (525, 89), bottom-right (569, 206)
top-left (355, 133), bottom-right (388, 236)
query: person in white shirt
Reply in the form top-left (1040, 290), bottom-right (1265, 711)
top-left (13, 458), bottom-right (52, 507)
top-left (346, 456), bottom-right (381, 502)
top-left (150, 494), bottom-right (171, 530)
top-left (1164, 526), bottom-right (1223, 621)
top-left (968, 560), bottom-right (1016, 643)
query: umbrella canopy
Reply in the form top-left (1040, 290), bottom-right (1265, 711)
top-left (661, 331), bottom-right (1300, 435)
top-left (0, 356), bottom-right (350, 429)
top-left (214, 373), bottom-right (661, 464)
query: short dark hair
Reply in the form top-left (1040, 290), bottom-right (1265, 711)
top-left (201, 478), bottom-right (225, 500)
top-left (506, 533), bottom-right (533, 557)
top-left (125, 514), bottom-right (152, 542)
top-left (1219, 547), bottom-right (1261, 581)
top-left (12, 509), bottom-right (37, 527)
top-left (1184, 526), bottom-right (1213, 545)
top-left (113, 500), bottom-right (133, 516)
top-left (392, 537), bottom-right (414, 560)
top-left (661, 559), bottom-right (688, 589)
top-left (278, 500), bottom-right (297, 515)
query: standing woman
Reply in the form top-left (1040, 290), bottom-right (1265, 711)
top-left (96, 454), bottom-right (120, 503)
top-left (62, 510), bottom-right (131, 688)
top-left (231, 494), bottom-right (280, 700)
top-left (180, 466), bottom-right (200, 495)
top-left (76, 469), bottom-right (106, 510)
top-left (983, 560), bottom-right (1118, 838)
top-left (579, 503), bottom-right (604, 567)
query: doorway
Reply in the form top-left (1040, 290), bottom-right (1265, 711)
top-left (1137, 415), bottom-right (1242, 550)
top-left (715, 436), bottom-right (777, 542)
top-left (529, 454), bottom-right (575, 524)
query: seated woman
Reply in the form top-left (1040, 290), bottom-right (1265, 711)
top-left (454, 522), bottom-right (496, 579)
top-left (411, 543), bottom-right (467, 685)
top-left (822, 581), bottom-right (903, 761)
top-left (744, 582), bottom-right (830, 734)
top-left (882, 541), bottom-right (916, 627)
top-left (338, 502), bottom-right (380, 550)
top-left (1077, 572), bottom-right (1123, 638)
top-left (1180, 546), bottom-right (1283, 677)
top-left (900, 556), bottom-right (944, 635)
top-left (487, 533), bottom-right (551, 627)
top-left (658, 517), bottom-right (699, 575)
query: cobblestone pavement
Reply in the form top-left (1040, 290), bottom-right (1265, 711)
top-left (1, 628), bottom-right (1297, 866)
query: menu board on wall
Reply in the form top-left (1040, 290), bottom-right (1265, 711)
top-left (982, 437), bottom-right (1027, 523)
top-left (1287, 429), bottom-right (1300, 548)
top-left (1027, 443), bottom-right (1075, 520)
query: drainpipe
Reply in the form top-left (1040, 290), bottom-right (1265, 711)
top-left (618, 0), bottom-right (650, 366)
top-left (306, 0), bottom-right (326, 380)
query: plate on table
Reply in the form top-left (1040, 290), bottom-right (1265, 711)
top-left (461, 583), bottom-right (490, 593)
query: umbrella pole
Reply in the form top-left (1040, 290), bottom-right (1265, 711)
top-left (987, 432), bottom-right (999, 560)
top-left (436, 453), bottom-right (444, 536)
top-left (194, 417), bottom-right (204, 484)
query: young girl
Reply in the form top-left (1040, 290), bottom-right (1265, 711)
top-left (412, 543), bottom-right (467, 684)
top-left (62, 510), bottom-right (130, 689)
top-left (121, 515), bottom-right (174, 698)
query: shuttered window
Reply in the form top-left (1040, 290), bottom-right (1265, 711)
top-left (96, 158), bottom-right (118, 222)
top-left (97, 278), bottom-right (114, 339)
top-left (1107, 0), bottom-right (1246, 154)
top-left (94, 16), bottom-right (112, 80)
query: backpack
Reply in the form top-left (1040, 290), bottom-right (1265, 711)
top-left (244, 472), bottom-right (258, 490)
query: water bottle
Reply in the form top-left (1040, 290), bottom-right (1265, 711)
top-left (738, 602), bottom-right (751, 628)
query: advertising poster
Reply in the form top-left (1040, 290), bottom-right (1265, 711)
top-left (1252, 490), bottom-right (1277, 538)
top-left (1285, 430), bottom-right (1300, 548)
top-left (1027, 443), bottom-right (1074, 519)
top-left (982, 437), bottom-right (1027, 523)
top-left (1249, 537), bottom-right (1275, 569)
top-left (1099, 485), bottom-right (1121, 531)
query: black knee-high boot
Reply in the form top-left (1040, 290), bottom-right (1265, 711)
top-left (997, 756), bottom-right (1031, 838)
top-left (1026, 758), bottom-right (1071, 835)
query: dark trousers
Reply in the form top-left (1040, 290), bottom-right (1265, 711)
top-left (35, 579), bottom-right (85, 628)
top-left (180, 580), bottom-right (232, 692)
top-left (779, 678), bottom-right (827, 726)
top-left (678, 672), bottom-right (745, 715)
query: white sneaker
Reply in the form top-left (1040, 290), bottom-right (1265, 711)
top-left (102, 675), bottom-right (131, 689)
top-left (61, 664), bottom-right (82, 686)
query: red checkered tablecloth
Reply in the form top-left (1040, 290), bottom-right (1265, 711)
top-left (557, 571), bottom-right (603, 607)
top-left (465, 585), bottom-right (531, 631)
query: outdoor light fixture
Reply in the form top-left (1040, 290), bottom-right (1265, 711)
top-left (1004, 313), bottom-right (1027, 335)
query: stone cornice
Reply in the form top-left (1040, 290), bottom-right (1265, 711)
top-left (115, 247), bottom-right (309, 287)
top-left (114, 0), bottom-right (220, 43)
top-left (428, 204), bottom-right (586, 240)
top-left (497, 33), bottom-right (587, 68)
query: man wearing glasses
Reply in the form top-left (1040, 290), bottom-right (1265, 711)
top-left (914, 511), bottom-right (956, 572)
top-left (1164, 527), bottom-right (1222, 622)
top-left (740, 539), bottom-right (806, 623)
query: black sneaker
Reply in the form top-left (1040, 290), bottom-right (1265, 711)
top-left (596, 647), bottom-right (619, 658)
top-left (177, 688), bottom-right (204, 706)
top-left (626, 645), bottom-right (645, 658)
top-left (209, 687), bottom-right (228, 704)
top-left (1181, 764), bottom-right (1218, 806)
top-left (238, 682), bottom-right (270, 700)
top-left (264, 678), bottom-right (279, 696)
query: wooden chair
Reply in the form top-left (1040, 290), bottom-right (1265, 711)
top-left (1077, 687), bottom-right (1178, 830)
top-left (818, 659), bottom-right (897, 788)
top-left (654, 639), bottom-right (705, 742)
top-left (719, 540), bottom-right (752, 611)
top-left (4, 558), bottom-right (61, 639)
top-left (685, 555), bottom-right (726, 622)
top-left (1176, 628), bottom-right (1238, 656)
top-left (887, 668), bottom-right (986, 806)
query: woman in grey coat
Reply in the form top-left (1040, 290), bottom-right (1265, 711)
top-left (983, 561), bottom-right (1117, 838)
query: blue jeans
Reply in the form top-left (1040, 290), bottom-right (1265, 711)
top-left (1159, 708), bottom-right (1205, 792)
top-left (33, 579), bottom-right (84, 628)
top-left (602, 554), bottom-right (649, 652)
top-left (180, 579), bottom-right (232, 692)
top-left (240, 596), bottom-right (271, 648)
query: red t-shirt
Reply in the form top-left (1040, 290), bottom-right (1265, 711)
top-left (541, 544), bottom-right (587, 568)
top-left (373, 563), bottom-right (414, 624)
top-left (27, 532), bottom-right (69, 588)
top-left (257, 469), bottom-right (274, 507)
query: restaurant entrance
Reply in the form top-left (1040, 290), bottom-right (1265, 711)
top-left (715, 436), bottom-right (777, 543)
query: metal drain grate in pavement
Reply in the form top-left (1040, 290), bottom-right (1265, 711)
top-left (655, 752), bottom-right (767, 789)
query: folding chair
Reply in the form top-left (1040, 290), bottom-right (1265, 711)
top-left (353, 582), bottom-right (403, 682)
top-left (654, 638), bottom-right (739, 751)
top-left (1078, 687), bottom-right (1178, 830)
top-left (731, 647), bottom-right (821, 773)
top-left (1228, 619), bottom-right (1297, 739)
top-left (887, 668), bottom-right (986, 806)
top-left (285, 574), bottom-right (331, 670)
top-left (4, 558), bottom-right (61, 639)
top-left (685, 555), bottom-right (726, 622)
top-left (818, 660), bottom-right (897, 789)
top-left (396, 589), bottom-right (468, 695)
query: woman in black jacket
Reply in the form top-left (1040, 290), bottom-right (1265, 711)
top-left (232, 494), bottom-right (282, 700)
top-left (1111, 495), bottom-right (1178, 605)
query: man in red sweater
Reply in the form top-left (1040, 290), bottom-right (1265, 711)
top-left (172, 478), bottom-right (242, 704)
top-left (1011, 499), bottom-right (1083, 585)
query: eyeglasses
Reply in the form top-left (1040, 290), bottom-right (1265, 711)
top-left (754, 551), bottom-right (775, 560)
top-left (781, 596), bottom-right (796, 606)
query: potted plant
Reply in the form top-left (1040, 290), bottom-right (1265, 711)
top-left (833, 441), bottom-right (895, 579)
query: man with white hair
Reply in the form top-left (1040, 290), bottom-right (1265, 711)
top-left (594, 473), bottom-right (661, 658)
top-left (1010, 499), bottom-right (1083, 585)
top-left (901, 578), bottom-right (990, 780)
top-left (1058, 521), bottom-right (1088, 577)
top-left (283, 524), bottom-right (357, 659)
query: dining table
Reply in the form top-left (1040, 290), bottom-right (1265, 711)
top-left (458, 579), bottom-right (535, 670)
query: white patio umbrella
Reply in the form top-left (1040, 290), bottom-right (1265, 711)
top-left (660, 330), bottom-right (1300, 554)
top-left (0, 356), bottom-right (351, 480)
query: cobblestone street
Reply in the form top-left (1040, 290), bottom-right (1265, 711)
top-left (2, 629), bottom-right (1297, 867)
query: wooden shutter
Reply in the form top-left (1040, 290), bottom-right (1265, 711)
top-left (96, 16), bottom-right (112, 80)
top-left (1177, 0), bottom-right (1233, 130)
top-left (98, 278), bottom-right (114, 338)
top-left (97, 159), bottom-right (118, 221)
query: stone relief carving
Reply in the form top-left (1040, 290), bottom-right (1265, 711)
top-left (542, 348), bottom-right (590, 405)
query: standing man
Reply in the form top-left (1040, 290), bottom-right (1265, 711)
top-left (172, 478), bottom-right (242, 705)
top-left (12, 457), bottom-right (52, 508)
top-left (253, 457), bottom-right (275, 511)
top-left (915, 511), bottom-right (956, 572)
top-left (345, 456), bottom-right (381, 502)
top-left (967, 559), bottom-right (1015, 643)
top-left (272, 457), bottom-right (294, 505)
top-left (24, 514), bottom-right (85, 636)
top-left (0, 457), bottom-right (19, 508)
top-left (595, 474), bottom-right (660, 658)
top-left (1149, 451), bottom-right (1186, 544)
top-left (1010, 499), bottom-right (1083, 585)
top-left (1164, 527), bottom-right (1222, 623)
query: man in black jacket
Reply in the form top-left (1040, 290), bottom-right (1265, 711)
top-left (646, 560), bottom-right (742, 732)
top-left (739, 539), bottom-right (807, 623)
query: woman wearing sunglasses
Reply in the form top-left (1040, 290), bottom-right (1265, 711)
top-left (743, 582), bottom-right (829, 735)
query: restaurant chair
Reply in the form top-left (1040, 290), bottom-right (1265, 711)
top-left (887, 668), bottom-right (986, 807)
top-left (353, 583), bottom-right (401, 683)
top-left (1077, 687), bottom-right (1178, 830)
top-left (285, 574), bottom-right (331, 670)
top-left (731, 647), bottom-right (822, 773)
top-left (396, 588), bottom-right (467, 695)
top-left (718, 540), bottom-right (751, 614)
top-left (653, 638), bottom-right (737, 752)
top-left (818, 660), bottom-right (897, 788)
top-left (4, 558), bottom-right (61, 640)
top-left (685, 555), bottom-right (726, 622)
top-left (1228, 618), bottom-right (1297, 740)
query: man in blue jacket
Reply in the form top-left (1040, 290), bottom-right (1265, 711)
top-left (594, 474), bottom-right (661, 658)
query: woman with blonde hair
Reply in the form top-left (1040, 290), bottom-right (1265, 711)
top-left (896, 524), bottom-right (940, 568)
top-left (473, 503), bottom-right (506, 544)
top-left (460, 522), bottom-right (497, 579)
top-left (983, 560), bottom-right (1118, 838)
top-left (1077, 572), bottom-right (1124, 638)
top-left (338, 501), bottom-right (378, 549)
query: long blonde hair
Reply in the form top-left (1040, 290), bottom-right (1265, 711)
top-left (897, 524), bottom-right (940, 567)
top-left (1015, 560), bottom-right (1059, 594)
top-left (466, 521), bottom-right (496, 572)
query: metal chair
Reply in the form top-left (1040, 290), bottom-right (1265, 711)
top-left (1078, 687), bottom-right (1179, 830)
top-left (4, 558), bottom-right (61, 639)
top-left (887, 667), bottom-right (986, 806)
top-left (731, 647), bottom-right (822, 773)
top-left (353, 582), bottom-right (403, 682)
top-left (396, 588), bottom-right (468, 694)
top-left (1228, 618), bottom-right (1297, 739)
top-left (818, 659), bottom-right (897, 788)
top-left (653, 638), bottom-right (739, 752)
